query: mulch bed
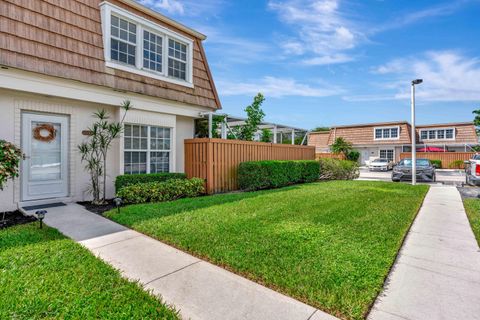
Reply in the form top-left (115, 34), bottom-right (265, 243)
top-left (1, 211), bottom-right (37, 229)
top-left (77, 200), bottom-right (116, 215)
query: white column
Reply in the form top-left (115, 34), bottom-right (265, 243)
top-left (291, 129), bottom-right (295, 145)
top-left (220, 117), bottom-right (227, 139)
top-left (273, 125), bottom-right (277, 144)
top-left (208, 112), bottom-right (213, 139)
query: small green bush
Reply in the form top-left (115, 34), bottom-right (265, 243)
top-left (115, 172), bottom-right (187, 192)
top-left (116, 178), bottom-right (204, 204)
top-left (448, 159), bottom-right (465, 169)
top-left (346, 150), bottom-right (360, 162)
top-left (318, 158), bottom-right (360, 180)
top-left (430, 159), bottom-right (442, 168)
top-left (238, 160), bottom-right (319, 191)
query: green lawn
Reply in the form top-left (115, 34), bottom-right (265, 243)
top-left (107, 181), bottom-right (429, 320)
top-left (463, 198), bottom-right (480, 245)
top-left (0, 223), bottom-right (178, 320)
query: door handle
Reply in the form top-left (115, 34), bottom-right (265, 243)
top-left (23, 155), bottom-right (30, 160)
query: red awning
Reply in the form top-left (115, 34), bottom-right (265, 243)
top-left (417, 146), bottom-right (446, 152)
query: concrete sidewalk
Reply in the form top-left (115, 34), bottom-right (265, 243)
top-left (33, 203), bottom-right (336, 320)
top-left (369, 185), bottom-right (480, 320)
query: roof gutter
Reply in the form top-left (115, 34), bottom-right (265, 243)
top-left (113, 0), bottom-right (207, 40)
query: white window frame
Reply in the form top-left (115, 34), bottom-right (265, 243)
top-left (419, 127), bottom-right (455, 141)
top-left (373, 126), bottom-right (400, 140)
top-left (379, 148), bottom-right (395, 162)
top-left (100, 2), bottom-right (194, 88)
top-left (123, 124), bottom-right (172, 174)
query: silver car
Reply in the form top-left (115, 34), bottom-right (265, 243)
top-left (369, 158), bottom-right (393, 171)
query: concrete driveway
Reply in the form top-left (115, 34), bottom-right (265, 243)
top-left (358, 167), bottom-right (466, 185)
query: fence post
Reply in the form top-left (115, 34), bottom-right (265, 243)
top-left (206, 139), bottom-right (214, 194)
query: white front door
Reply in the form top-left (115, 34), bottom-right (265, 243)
top-left (22, 113), bottom-right (69, 201)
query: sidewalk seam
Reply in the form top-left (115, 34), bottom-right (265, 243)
top-left (145, 260), bottom-right (202, 285)
top-left (85, 234), bottom-right (143, 250)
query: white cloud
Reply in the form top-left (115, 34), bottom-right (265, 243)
top-left (373, 0), bottom-right (475, 33)
top-left (137, 0), bottom-right (223, 16)
top-left (217, 76), bottom-right (343, 98)
top-left (137, 0), bottom-right (184, 15)
top-left (302, 54), bottom-right (354, 65)
top-left (346, 51), bottom-right (480, 102)
top-left (269, 0), bottom-right (362, 65)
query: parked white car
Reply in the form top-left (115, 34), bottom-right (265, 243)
top-left (369, 158), bottom-right (393, 171)
top-left (465, 154), bottom-right (480, 186)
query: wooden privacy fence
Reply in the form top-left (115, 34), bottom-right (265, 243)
top-left (400, 152), bottom-right (475, 169)
top-left (315, 153), bottom-right (345, 160)
top-left (185, 138), bottom-right (315, 194)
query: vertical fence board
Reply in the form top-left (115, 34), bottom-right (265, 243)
top-left (400, 152), bottom-right (474, 169)
top-left (185, 139), bottom-right (315, 193)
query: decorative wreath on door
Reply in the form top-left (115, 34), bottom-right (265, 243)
top-left (33, 124), bottom-right (56, 142)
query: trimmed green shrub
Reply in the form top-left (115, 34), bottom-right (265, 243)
top-left (318, 158), bottom-right (360, 180)
top-left (116, 178), bottom-right (204, 204)
top-left (347, 150), bottom-right (360, 162)
top-left (430, 159), bottom-right (442, 168)
top-left (238, 160), bottom-right (319, 191)
top-left (115, 172), bottom-right (187, 192)
top-left (448, 160), bottom-right (465, 169)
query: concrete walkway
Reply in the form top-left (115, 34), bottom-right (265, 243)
top-left (30, 203), bottom-right (336, 320)
top-left (369, 185), bottom-right (480, 320)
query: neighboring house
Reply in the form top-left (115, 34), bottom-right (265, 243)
top-left (309, 121), bottom-right (478, 165)
top-left (0, 0), bottom-right (221, 211)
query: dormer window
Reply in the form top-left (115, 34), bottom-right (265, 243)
top-left (168, 39), bottom-right (187, 80)
top-left (419, 128), bottom-right (455, 141)
top-left (374, 126), bottom-right (400, 140)
top-left (100, 2), bottom-right (194, 87)
top-left (143, 30), bottom-right (163, 72)
top-left (111, 16), bottom-right (137, 66)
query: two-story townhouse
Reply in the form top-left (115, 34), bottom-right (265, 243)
top-left (309, 121), bottom-right (478, 165)
top-left (0, 0), bottom-right (221, 211)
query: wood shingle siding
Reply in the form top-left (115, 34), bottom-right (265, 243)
top-left (0, 0), bottom-right (220, 109)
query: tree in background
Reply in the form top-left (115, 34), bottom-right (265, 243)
top-left (260, 128), bottom-right (272, 142)
top-left (311, 126), bottom-right (330, 132)
top-left (473, 109), bottom-right (480, 134)
top-left (195, 115), bottom-right (224, 138)
top-left (231, 93), bottom-right (266, 141)
top-left (330, 137), bottom-right (360, 162)
top-left (331, 137), bottom-right (353, 157)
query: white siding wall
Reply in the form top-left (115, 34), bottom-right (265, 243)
top-left (0, 88), bottom-right (196, 211)
top-left (175, 116), bottom-right (195, 173)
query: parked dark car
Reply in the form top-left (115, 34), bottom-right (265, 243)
top-left (392, 158), bottom-right (436, 182)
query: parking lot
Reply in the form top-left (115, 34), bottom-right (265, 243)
top-left (358, 167), bottom-right (466, 185)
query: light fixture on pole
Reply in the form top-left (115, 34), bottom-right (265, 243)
top-left (411, 79), bottom-right (423, 185)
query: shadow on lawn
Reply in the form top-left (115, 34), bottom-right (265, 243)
top-left (107, 184), bottom-right (305, 225)
top-left (0, 223), bottom-right (65, 251)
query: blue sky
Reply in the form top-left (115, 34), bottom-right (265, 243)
top-left (139, 0), bottom-right (480, 130)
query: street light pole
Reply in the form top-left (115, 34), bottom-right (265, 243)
top-left (411, 79), bottom-right (423, 186)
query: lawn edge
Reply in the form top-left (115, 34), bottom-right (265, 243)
top-left (105, 181), bottom-right (429, 320)
top-left (3, 222), bottom-right (180, 319)
top-left (364, 184), bottom-right (430, 319)
top-left (461, 198), bottom-right (480, 248)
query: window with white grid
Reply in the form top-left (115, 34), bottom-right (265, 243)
top-left (419, 128), bottom-right (455, 141)
top-left (111, 15), bottom-right (137, 66)
top-left (168, 39), bottom-right (187, 80)
top-left (102, 3), bottom-right (193, 86)
top-left (124, 124), bottom-right (171, 174)
top-left (374, 127), bottom-right (400, 140)
top-left (143, 30), bottom-right (163, 72)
